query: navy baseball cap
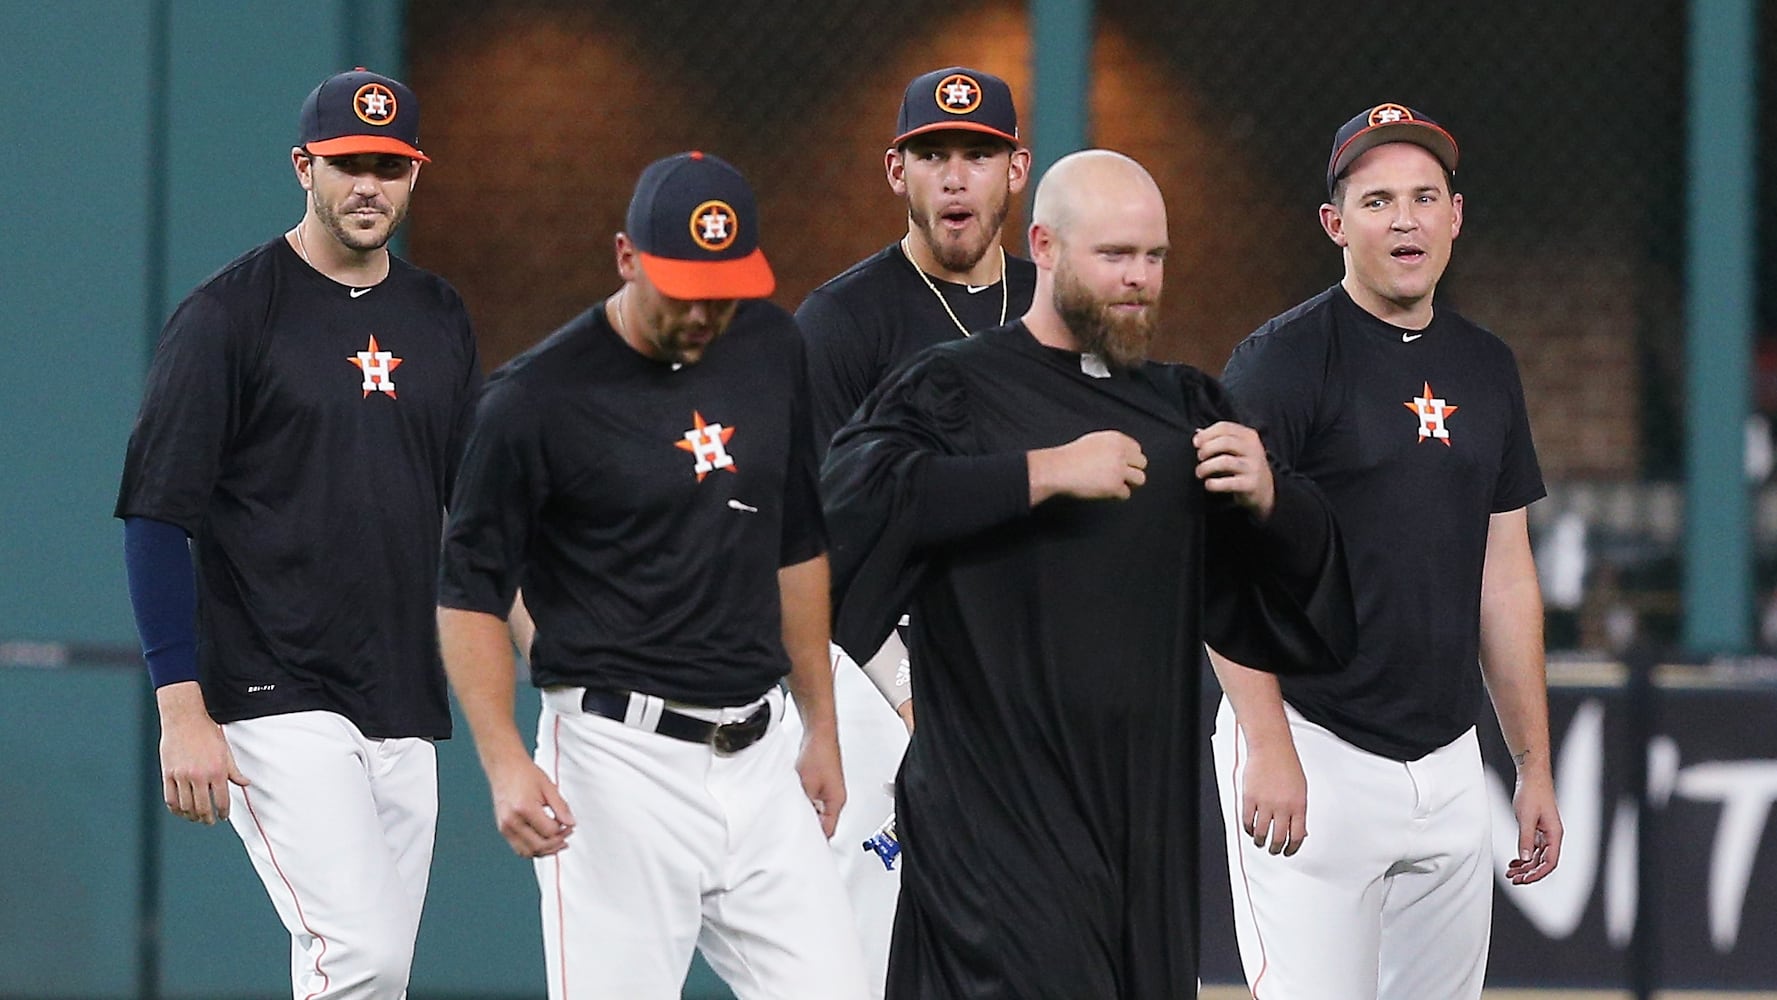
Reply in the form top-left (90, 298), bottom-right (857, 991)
top-left (298, 68), bottom-right (430, 163)
top-left (625, 151), bottom-right (775, 300)
top-left (1326, 103), bottom-right (1458, 196)
top-left (893, 67), bottom-right (1019, 147)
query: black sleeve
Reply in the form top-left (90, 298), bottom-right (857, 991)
top-left (115, 290), bottom-right (243, 533)
top-left (1491, 346), bottom-right (1547, 513)
top-left (796, 287), bottom-right (881, 459)
top-left (821, 353), bottom-right (1029, 660)
top-left (442, 294), bottom-right (485, 501)
top-left (779, 335), bottom-right (827, 566)
top-left (437, 376), bottom-right (547, 617)
top-left (1194, 373), bottom-right (1355, 675)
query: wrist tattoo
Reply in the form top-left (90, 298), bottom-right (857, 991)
top-left (1512, 749), bottom-right (1531, 768)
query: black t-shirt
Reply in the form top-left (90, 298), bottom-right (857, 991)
top-left (116, 237), bottom-right (483, 739)
top-left (1221, 284), bottom-right (1545, 760)
top-left (796, 241), bottom-right (1037, 452)
top-left (821, 323), bottom-right (1351, 997)
top-left (437, 298), bottom-right (825, 707)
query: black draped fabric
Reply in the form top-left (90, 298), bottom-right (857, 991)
top-left (822, 323), bottom-right (1352, 999)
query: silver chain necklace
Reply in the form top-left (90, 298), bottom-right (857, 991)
top-left (902, 236), bottom-right (1007, 337)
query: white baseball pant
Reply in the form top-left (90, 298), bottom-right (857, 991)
top-left (1212, 697), bottom-right (1492, 1000)
top-left (781, 643), bottom-right (909, 999)
top-left (535, 685), bottom-right (869, 1000)
top-left (225, 710), bottom-right (437, 1000)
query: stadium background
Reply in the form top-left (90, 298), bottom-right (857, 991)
top-left (2, 0), bottom-right (1774, 996)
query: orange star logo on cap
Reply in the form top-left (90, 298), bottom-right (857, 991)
top-left (689, 200), bottom-right (738, 252)
top-left (354, 83), bottom-right (398, 126)
top-left (935, 73), bottom-right (982, 114)
top-left (1368, 103), bottom-right (1413, 127)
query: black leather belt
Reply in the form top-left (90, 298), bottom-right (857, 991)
top-left (580, 689), bottom-right (773, 754)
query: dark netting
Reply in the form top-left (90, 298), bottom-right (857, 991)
top-left (1090, 0), bottom-right (1692, 650)
top-left (406, 0), bottom-right (1769, 653)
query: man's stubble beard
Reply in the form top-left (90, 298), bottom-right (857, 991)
top-left (909, 189), bottom-right (1010, 275)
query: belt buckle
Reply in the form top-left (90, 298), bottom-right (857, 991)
top-left (710, 724), bottom-right (739, 754)
top-left (709, 704), bottom-right (770, 755)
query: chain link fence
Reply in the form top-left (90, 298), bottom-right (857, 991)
top-left (407, 0), bottom-right (1772, 652)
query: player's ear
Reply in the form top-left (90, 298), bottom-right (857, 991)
top-left (614, 232), bottom-right (640, 282)
top-left (408, 159), bottom-right (422, 192)
top-left (1449, 191), bottom-right (1463, 241)
top-left (885, 147), bottom-right (908, 196)
top-left (292, 148), bottom-right (314, 191)
top-left (1318, 202), bottom-right (1348, 248)
top-left (1028, 221), bottom-right (1058, 268)
top-left (1006, 146), bottom-right (1032, 195)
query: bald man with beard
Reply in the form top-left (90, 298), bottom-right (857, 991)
top-left (821, 150), bottom-right (1355, 998)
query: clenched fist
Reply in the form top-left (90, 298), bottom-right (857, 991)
top-left (1029, 430), bottom-right (1148, 505)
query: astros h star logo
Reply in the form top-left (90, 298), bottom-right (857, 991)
top-left (690, 200), bottom-right (738, 253)
top-left (935, 73), bottom-right (982, 114)
top-left (349, 334), bottom-right (402, 398)
top-left (675, 411), bottom-right (738, 480)
top-left (1368, 103), bottom-right (1412, 126)
top-left (1404, 381), bottom-right (1457, 445)
top-left (354, 83), bottom-right (398, 126)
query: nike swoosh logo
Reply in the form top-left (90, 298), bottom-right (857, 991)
top-left (350, 287), bottom-right (373, 298)
top-left (965, 284), bottom-right (990, 294)
top-left (1402, 332), bottom-right (1423, 343)
top-left (726, 499), bottom-right (759, 513)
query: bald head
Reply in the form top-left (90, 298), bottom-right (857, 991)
top-left (1030, 149), bottom-right (1165, 239)
top-left (1022, 149), bottom-right (1168, 367)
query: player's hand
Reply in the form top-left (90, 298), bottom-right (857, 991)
top-left (1193, 421), bottom-right (1275, 519)
top-left (1029, 430), bottom-right (1147, 504)
top-left (796, 725), bottom-right (847, 839)
top-left (486, 754), bottom-right (577, 859)
top-left (1240, 740), bottom-right (1308, 857)
top-left (1505, 760), bottom-right (1562, 884)
top-left (156, 681), bottom-right (248, 825)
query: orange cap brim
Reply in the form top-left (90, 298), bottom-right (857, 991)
top-left (639, 248), bottom-right (776, 300)
top-left (892, 121), bottom-right (1020, 147)
top-left (305, 135), bottom-right (432, 163)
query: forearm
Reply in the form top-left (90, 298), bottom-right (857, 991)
top-left (779, 556), bottom-right (838, 734)
top-left (1479, 580), bottom-right (1551, 768)
top-left (437, 606), bottom-right (530, 770)
top-left (155, 678), bottom-right (214, 729)
top-left (857, 628), bottom-right (912, 711)
top-left (507, 590), bottom-right (536, 662)
top-left (1479, 510), bottom-right (1553, 772)
top-left (1206, 647), bottom-right (1293, 748)
top-left (123, 516), bottom-right (200, 688)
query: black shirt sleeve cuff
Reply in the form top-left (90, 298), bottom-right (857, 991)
top-left (910, 451), bottom-right (1030, 546)
top-left (1254, 473), bottom-right (1335, 580)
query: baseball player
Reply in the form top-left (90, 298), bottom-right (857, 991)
top-left (115, 69), bottom-right (481, 999)
top-left (436, 151), bottom-right (870, 1000)
top-left (821, 150), bottom-right (1352, 998)
top-left (1208, 104), bottom-right (1564, 998)
top-left (788, 66), bottom-right (1033, 991)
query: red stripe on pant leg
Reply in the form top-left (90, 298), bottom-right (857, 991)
top-left (551, 714), bottom-right (568, 998)
top-left (243, 786), bottom-right (332, 1000)
top-left (1230, 721), bottom-right (1271, 1000)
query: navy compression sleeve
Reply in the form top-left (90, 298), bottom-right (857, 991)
top-left (123, 516), bottom-right (199, 688)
